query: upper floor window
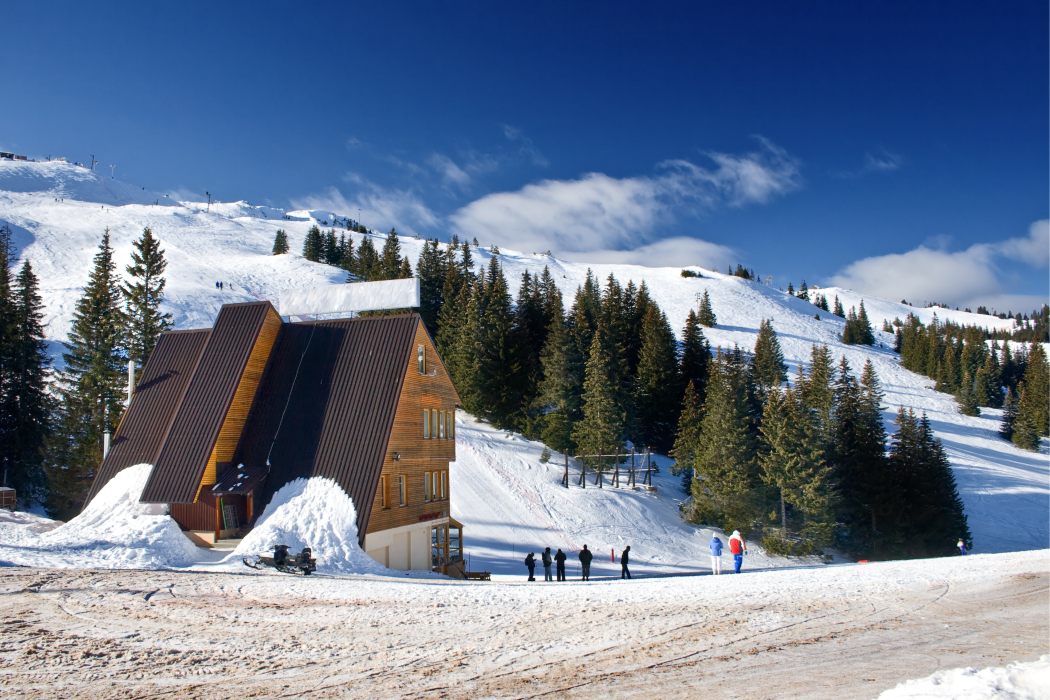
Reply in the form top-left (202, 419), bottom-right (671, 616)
top-left (423, 408), bottom-right (431, 438)
top-left (418, 345), bottom-right (425, 375)
top-left (424, 472), bottom-right (433, 502)
top-left (398, 475), bottom-right (406, 507)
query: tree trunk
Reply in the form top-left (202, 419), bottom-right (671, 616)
top-left (780, 491), bottom-right (787, 539)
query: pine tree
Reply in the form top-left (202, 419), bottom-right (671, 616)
top-left (816, 294), bottom-right (829, 312)
top-left (302, 225), bottom-right (323, 262)
top-left (955, 372), bottom-right (980, 417)
top-left (379, 228), bottom-right (404, 280)
top-left (323, 229), bottom-right (340, 265)
top-left (855, 360), bottom-right (892, 557)
top-left (911, 414), bottom-right (972, 556)
top-left (758, 388), bottom-right (833, 554)
top-left (856, 301), bottom-right (875, 344)
top-left (1013, 343), bottom-right (1049, 444)
top-left (798, 344), bottom-right (836, 449)
top-left (355, 235), bottom-right (379, 281)
top-left (2, 260), bottom-right (52, 502)
top-left (536, 313), bottom-right (580, 454)
top-left (338, 233), bottom-right (355, 271)
top-left (833, 295), bottom-right (845, 318)
top-left (679, 310), bottom-right (711, 405)
top-left (45, 229), bottom-right (128, 520)
top-left (0, 226), bottom-right (18, 491)
top-left (515, 272), bottom-right (546, 417)
top-left (473, 257), bottom-right (523, 427)
top-left (689, 349), bottom-right (760, 530)
top-left (787, 283), bottom-right (795, 296)
top-left (998, 387), bottom-right (1017, 441)
top-left (670, 381), bottom-right (702, 490)
top-left (750, 319), bottom-right (787, 393)
top-left (416, 239), bottom-right (446, 336)
top-left (697, 289), bottom-right (716, 327)
top-left (797, 281), bottom-right (809, 301)
top-left (634, 306), bottom-right (680, 452)
top-left (572, 321), bottom-right (625, 474)
top-left (271, 229), bottom-right (289, 255)
top-left (122, 227), bottom-right (173, 366)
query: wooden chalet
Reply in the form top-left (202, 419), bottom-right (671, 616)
top-left (85, 301), bottom-right (465, 576)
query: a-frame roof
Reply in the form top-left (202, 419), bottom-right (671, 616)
top-left (140, 301), bottom-right (276, 504)
top-left (84, 329), bottom-right (210, 506)
top-left (234, 314), bottom-right (422, 542)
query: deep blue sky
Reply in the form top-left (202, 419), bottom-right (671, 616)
top-left (2, 2), bottom-right (1047, 310)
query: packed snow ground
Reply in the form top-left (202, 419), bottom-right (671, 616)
top-left (0, 549), bottom-right (1045, 699)
top-left (1, 159), bottom-right (1047, 559)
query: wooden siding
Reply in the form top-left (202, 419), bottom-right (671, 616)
top-left (367, 321), bottom-right (460, 535)
top-left (195, 307), bottom-right (282, 501)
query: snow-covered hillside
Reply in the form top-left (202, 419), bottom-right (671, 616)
top-left (2, 160), bottom-right (1047, 557)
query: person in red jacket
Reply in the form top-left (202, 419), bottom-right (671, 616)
top-left (729, 530), bottom-right (747, 573)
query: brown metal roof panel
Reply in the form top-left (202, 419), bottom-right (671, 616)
top-left (83, 329), bottom-right (211, 508)
top-left (141, 301), bottom-right (276, 504)
top-left (235, 315), bottom-right (417, 543)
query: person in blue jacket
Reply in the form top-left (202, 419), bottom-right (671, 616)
top-left (709, 535), bottom-right (724, 575)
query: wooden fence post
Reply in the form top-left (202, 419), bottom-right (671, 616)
top-left (580, 455), bottom-right (586, 489)
top-left (563, 451), bottom-right (568, 488)
top-left (596, 450), bottom-right (603, 488)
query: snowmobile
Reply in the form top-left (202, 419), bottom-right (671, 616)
top-left (243, 544), bottom-right (316, 575)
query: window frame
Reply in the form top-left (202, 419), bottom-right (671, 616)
top-left (440, 470), bottom-right (447, 500)
top-left (418, 345), bottom-right (425, 375)
top-left (424, 472), bottom-right (432, 502)
top-left (438, 410), bottom-right (444, 439)
top-left (423, 408), bottom-right (430, 438)
top-left (398, 475), bottom-right (406, 507)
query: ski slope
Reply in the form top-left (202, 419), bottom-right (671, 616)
top-left (1, 159), bottom-right (1047, 558)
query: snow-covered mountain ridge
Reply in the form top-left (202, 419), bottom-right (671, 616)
top-left (1, 159), bottom-right (1046, 557)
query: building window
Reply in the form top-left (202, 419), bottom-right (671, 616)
top-left (440, 470), bottom-right (447, 500)
top-left (379, 476), bottom-right (390, 509)
top-left (448, 524), bottom-right (462, 564)
top-left (424, 472), bottom-right (432, 502)
top-left (398, 476), bottom-right (406, 507)
top-left (431, 409), bottom-right (438, 439)
top-left (438, 410), bottom-right (445, 439)
top-left (418, 345), bottom-right (425, 374)
top-left (446, 411), bottom-right (454, 440)
top-left (423, 408), bottom-right (430, 438)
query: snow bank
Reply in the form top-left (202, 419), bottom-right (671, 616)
top-left (876, 655), bottom-right (1050, 700)
top-left (0, 464), bottom-right (199, 569)
top-left (228, 477), bottom-right (389, 576)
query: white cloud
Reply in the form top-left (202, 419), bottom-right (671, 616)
top-left (290, 177), bottom-right (438, 236)
top-left (828, 220), bottom-right (1049, 311)
top-left (864, 149), bottom-right (903, 173)
top-left (449, 138), bottom-right (799, 265)
top-left (560, 236), bottom-right (734, 270)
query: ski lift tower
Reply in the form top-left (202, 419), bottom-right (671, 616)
top-left (109, 164), bottom-right (116, 179)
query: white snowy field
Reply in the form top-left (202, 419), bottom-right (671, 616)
top-left (1, 159), bottom-right (1048, 559)
top-left (0, 549), bottom-right (1045, 699)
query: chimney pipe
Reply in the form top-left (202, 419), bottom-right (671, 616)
top-left (127, 359), bottom-right (135, 405)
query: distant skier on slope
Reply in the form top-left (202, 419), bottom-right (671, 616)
top-left (709, 535), bottom-right (724, 575)
top-left (555, 548), bottom-right (567, 581)
top-left (957, 539), bottom-right (968, 555)
top-left (542, 547), bottom-right (553, 582)
top-left (524, 552), bottom-right (536, 581)
top-left (621, 546), bottom-right (632, 579)
top-left (578, 545), bottom-right (593, 581)
top-left (729, 531), bottom-right (747, 573)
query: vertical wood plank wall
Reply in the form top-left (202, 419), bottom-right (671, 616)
top-left (367, 321), bottom-right (460, 535)
top-left (194, 307), bottom-right (283, 502)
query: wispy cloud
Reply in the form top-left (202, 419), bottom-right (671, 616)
top-left (503, 124), bottom-right (549, 167)
top-left (834, 147), bottom-right (903, 178)
top-left (449, 137), bottom-right (799, 266)
top-left (828, 220), bottom-right (1049, 311)
top-left (290, 175), bottom-right (438, 236)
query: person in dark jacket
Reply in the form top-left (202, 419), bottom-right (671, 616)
top-left (525, 552), bottom-right (536, 581)
top-left (621, 546), bottom-right (631, 579)
top-left (578, 544), bottom-right (593, 581)
top-left (709, 535), bottom-right (724, 575)
top-left (542, 547), bottom-right (553, 582)
top-left (554, 548), bottom-right (567, 581)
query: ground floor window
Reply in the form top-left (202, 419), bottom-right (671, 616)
top-left (448, 523), bottom-right (462, 564)
top-left (431, 524), bottom-right (447, 568)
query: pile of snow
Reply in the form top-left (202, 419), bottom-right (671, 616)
top-left (0, 464), bottom-right (198, 569)
top-left (877, 655), bottom-right (1050, 700)
top-left (0, 508), bottom-right (63, 539)
top-left (227, 477), bottom-right (390, 576)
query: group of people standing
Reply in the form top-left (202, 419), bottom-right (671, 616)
top-left (215, 281), bottom-right (233, 290)
top-left (524, 544), bottom-right (633, 582)
top-left (522, 532), bottom-right (749, 582)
